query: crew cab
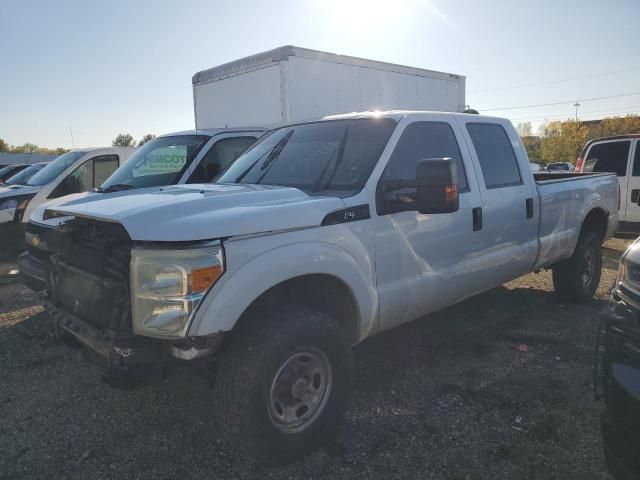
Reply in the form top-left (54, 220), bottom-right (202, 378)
top-left (18, 128), bottom-right (263, 290)
top-left (42, 111), bottom-right (618, 463)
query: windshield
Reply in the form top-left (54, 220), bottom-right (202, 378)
top-left (4, 163), bottom-right (45, 185)
top-left (0, 165), bottom-right (23, 179)
top-left (27, 151), bottom-right (89, 186)
top-left (100, 135), bottom-right (210, 190)
top-left (217, 118), bottom-right (396, 195)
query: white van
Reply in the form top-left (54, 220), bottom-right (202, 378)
top-left (0, 147), bottom-right (134, 249)
top-left (576, 134), bottom-right (640, 233)
top-left (18, 128), bottom-right (263, 290)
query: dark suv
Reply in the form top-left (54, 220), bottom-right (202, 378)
top-left (596, 238), bottom-right (640, 480)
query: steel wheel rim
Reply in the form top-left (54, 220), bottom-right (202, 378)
top-left (582, 247), bottom-right (594, 286)
top-left (268, 347), bottom-right (332, 433)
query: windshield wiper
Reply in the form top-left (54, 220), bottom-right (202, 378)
top-left (252, 130), bottom-right (295, 184)
top-left (97, 183), bottom-right (136, 193)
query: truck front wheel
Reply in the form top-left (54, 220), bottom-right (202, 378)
top-left (552, 230), bottom-right (602, 303)
top-left (213, 306), bottom-right (353, 464)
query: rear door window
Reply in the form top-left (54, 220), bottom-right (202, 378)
top-left (466, 123), bottom-right (522, 188)
top-left (187, 136), bottom-right (257, 183)
top-left (584, 141), bottom-right (631, 176)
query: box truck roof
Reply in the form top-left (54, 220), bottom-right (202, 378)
top-left (192, 45), bottom-right (466, 129)
top-left (192, 45), bottom-right (464, 86)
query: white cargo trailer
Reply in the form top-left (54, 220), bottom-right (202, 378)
top-left (192, 46), bottom-right (465, 129)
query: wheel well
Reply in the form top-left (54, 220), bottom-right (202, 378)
top-left (581, 208), bottom-right (608, 243)
top-left (236, 274), bottom-right (360, 344)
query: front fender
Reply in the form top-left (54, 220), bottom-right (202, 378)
top-left (187, 241), bottom-right (378, 341)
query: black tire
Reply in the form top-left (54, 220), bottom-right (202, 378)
top-left (552, 230), bottom-right (602, 303)
top-left (213, 306), bottom-right (353, 464)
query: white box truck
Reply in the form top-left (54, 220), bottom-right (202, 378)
top-left (192, 45), bottom-right (465, 128)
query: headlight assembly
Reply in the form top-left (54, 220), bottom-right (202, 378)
top-left (0, 195), bottom-right (34, 222)
top-left (130, 241), bottom-right (224, 338)
top-left (14, 198), bottom-right (32, 221)
top-left (617, 262), bottom-right (626, 285)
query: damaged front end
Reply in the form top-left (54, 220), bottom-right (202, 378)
top-left (45, 217), bottom-right (223, 388)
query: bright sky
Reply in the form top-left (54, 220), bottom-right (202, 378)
top-left (1, 0), bottom-right (639, 148)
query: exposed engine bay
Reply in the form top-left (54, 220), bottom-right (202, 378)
top-left (48, 217), bottom-right (132, 332)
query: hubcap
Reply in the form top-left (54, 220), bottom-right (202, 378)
top-left (268, 348), bottom-right (332, 433)
top-left (582, 247), bottom-right (594, 286)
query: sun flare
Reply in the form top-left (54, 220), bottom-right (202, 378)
top-left (323, 0), bottom-right (412, 33)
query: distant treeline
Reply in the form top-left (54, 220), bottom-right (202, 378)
top-left (5, 116), bottom-right (639, 166)
top-left (517, 115), bottom-right (640, 164)
top-left (0, 138), bottom-right (68, 155)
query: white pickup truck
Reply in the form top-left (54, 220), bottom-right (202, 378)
top-left (43, 111), bottom-right (618, 463)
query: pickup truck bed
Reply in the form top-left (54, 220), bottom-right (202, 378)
top-left (533, 171), bottom-right (618, 270)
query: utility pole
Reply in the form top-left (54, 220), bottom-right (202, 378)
top-left (573, 102), bottom-right (581, 121)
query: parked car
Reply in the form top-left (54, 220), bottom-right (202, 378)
top-left (529, 162), bottom-right (543, 172)
top-left (1, 162), bottom-right (47, 187)
top-left (546, 162), bottom-right (573, 172)
top-left (0, 164), bottom-right (29, 183)
top-left (18, 128), bottom-right (263, 290)
top-left (0, 148), bottom-right (135, 251)
top-left (596, 237), bottom-right (640, 480)
top-left (43, 111), bottom-right (618, 463)
top-left (575, 134), bottom-right (640, 233)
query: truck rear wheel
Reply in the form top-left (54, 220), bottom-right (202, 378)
top-left (213, 306), bottom-right (353, 464)
top-left (552, 230), bottom-right (602, 303)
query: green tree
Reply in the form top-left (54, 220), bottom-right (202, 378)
top-left (521, 136), bottom-right (542, 163)
top-left (0, 138), bottom-right (8, 152)
top-left (539, 120), bottom-right (589, 163)
top-left (137, 134), bottom-right (156, 147)
top-left (536, 114), bottom-right (640, 164)
top-left (112, 133), bottom-right (135, 147)
top-left (11, 142), bottom-right (40, 154)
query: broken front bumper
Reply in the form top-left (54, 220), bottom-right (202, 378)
top-left (44, 298), bottom-right (166, 374)
top-left (44, 298), bottom-right (222, 387)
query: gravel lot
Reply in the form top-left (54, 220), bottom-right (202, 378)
top-left (0, 237), bottom-right (632, 479)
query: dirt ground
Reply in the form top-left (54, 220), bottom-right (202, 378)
top-left (0, 237), bottom-right (633, 480)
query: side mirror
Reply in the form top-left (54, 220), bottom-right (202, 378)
top-left (415, 158), bottom-right (459, 214)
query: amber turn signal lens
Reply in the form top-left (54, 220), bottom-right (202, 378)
top-left (191, 265), bottom-right (223, 293)
top-left (445, 185), bottom-right (458, 203)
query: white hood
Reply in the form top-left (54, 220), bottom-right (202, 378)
top-left (50, 184), bottom-right (345, 241)
top-left (30, 192), bottom-right (93, 226)
top-left (0, 185), bottom-right (41, 199)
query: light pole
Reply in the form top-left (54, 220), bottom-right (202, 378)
top-left (573, 102), bottom-right (581, 121)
